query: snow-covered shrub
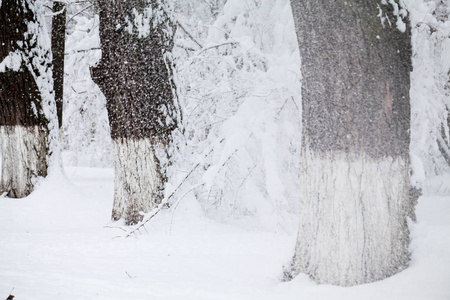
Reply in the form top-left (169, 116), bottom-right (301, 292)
top-left (62, 3), bottom-right (112, 167)
top-left (408, 0), bottom-right (450, 193)
top-left (168, 0), bottom-right (302, 230)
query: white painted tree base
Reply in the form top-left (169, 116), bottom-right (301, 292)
top-left (0, 125), bottom-right (47, 198)
top-left (112, 138), bottom-right (162, 225)
top-left (293, 148), bottom-right (412, 286)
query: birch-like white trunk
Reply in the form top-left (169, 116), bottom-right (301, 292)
top-left (0, 126), bottom-right (47, 198)
top-left (111, 138), bottom-right (162, 224)
top-left (293, 147), bottom-right (411, 286)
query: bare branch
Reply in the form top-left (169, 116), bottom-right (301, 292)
top-left (67, 4), bottom-right (94, 24)
top-left (104, 225), bottom-right (127, 232)
top-left (198, 41), bottom-right (238, 54)
top-left (44, 4), bottom-right (65, 17)
top-left (64, 47), bottom-right (100, 55)
top-left (175, 44), bottom-right (197, 52)
top-left (176, 21), bottom-right (203, 49)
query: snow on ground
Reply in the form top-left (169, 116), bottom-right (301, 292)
top-left (0, 167), bottom-right (449, 299)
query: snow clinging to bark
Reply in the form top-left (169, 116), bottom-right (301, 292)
top-left (24, 0), bottom-right (58, 168)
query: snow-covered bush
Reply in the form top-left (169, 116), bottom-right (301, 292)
top-left (408, 0), bottom-right (450, 193)
top-left (62, 3), bottom-right (112, 167)
top-left (167, 0), bottom-right (302, 230)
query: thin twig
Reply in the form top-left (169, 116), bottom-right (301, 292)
top-left (169, 183), bottom-right (206, 232)
top-left (198, 42), bottom-right (238, 54)
top-left (290, 96), bottom-right (300, 111)
top-left (125, 202), bottom-right (167, 238)
top-left (221, 149), bottom-right (238, 167)
top-left (104, 225), bottom-right (127, 232)
top-left (174, 44), bottom-right (197, 52)
top-left (234, 162), bottom-right (258, 200)
top-left (206, 149), bottom-right (238, 204)
top-left (176, 21), bottom-right (203, 49)
top-left (64, 47), bottom-right (101, 55)
top-left (125, 271), bottom-right (135, 278)
top-left (277, 97), bottom-right (290, 115)
top-left (125, 150), bottom-right (213, 238)
top-left (67, 4), bottom-right (93, 24)
top-left (123, 144), bottom-right (223, 238)
top-left (165, 148), bottom-right (214, 202)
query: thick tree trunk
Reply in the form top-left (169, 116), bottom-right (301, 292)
top-left (92, 0), bottom-right (178, 225)
top-left (290, 0), bottom-right (413, 286)
top-left (0, 0), bottom-right (49, 198)
top-left (51, 2), bottom-right (66, 130)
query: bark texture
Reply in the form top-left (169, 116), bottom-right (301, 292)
top-left (0, 0), bottom-right (49, 197)
top-left (111, 138), bottom-right (162, 223)
top-left (92, 0), bottom-right (178, 224)
top-left (0, 126), bottom-right (47, 198)
top-left (290, 0), bottom-right (413, 286)
top-left (51, 2), bottom-right (66, 129)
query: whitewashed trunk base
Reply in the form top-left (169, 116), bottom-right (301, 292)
top-left (293, 148), bottom-right (411, 286)
top-left (0, 125), bottom-right (47, 198)
top-left (112, 138), bottom-right (162, 225)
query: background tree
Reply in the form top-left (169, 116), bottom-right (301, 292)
top-left (92, 0), bottom-right (179, 225)
top-left (290, 0), bottom-right (414, 286)
top-left (0, 0), bottom-right (51, 198)
top-left (51, 0), bottom-right (67, 130)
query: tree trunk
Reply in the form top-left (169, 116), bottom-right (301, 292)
top-left (0, 0), bottom-right (49, 198)
top-left (51, 1), bottom-right (66, 130)
top-left (290, 0), bottom-right (413, 286)
top-left (92, 0), bottom-right (178, 225)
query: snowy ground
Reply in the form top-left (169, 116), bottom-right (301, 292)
top-left (0, 167), bottom-right (449, 300)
